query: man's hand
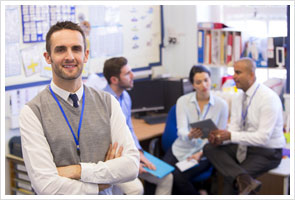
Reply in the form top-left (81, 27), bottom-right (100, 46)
top-left (98, 184), bottom-right (111, 191)
top-left (105, 142), bottom-right (123, 161)
top-left (188, 128), bottom-right (203, 140)
top-left (139, 151), bottom-right (156, 174)
top-left (208, 129), bottom-right (231, 146)
top-left (187, 151), bottom-right (203, 162)
top-left (98, 142), bottom-right (123, 191)
top-left (57, 165), bottom-right (81, 180)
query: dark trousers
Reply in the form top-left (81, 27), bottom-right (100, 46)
top-left (203, 143), bottom-right (282, 194)
top-left (163, 148), bottom-right (211, 195)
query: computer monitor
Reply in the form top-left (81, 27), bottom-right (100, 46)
top-left (162, 77), bottom-right (194, 112)
top-left (127, 79), bottom-right (165, 113)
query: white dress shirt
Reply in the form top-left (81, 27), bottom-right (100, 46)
top-left (172, 91), bottom-right (229, 161)
top-left (19, 81), bottom-right (139, 195)
top-left (229, 81), bottom-right (286, 148)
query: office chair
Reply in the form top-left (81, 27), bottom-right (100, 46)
top-left (161, 104), bottom-right (213, 183)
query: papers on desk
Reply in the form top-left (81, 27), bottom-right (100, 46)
top-left (175, 159), bottom-right (199, 172)
top-left (190, 119), bottom-right (217, 138)
top-left (143, 151), bottom-right (175, 179)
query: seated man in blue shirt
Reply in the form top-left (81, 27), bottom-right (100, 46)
top-left (103, 57), bottom-right (173, 195)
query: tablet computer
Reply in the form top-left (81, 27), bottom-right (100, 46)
top-left (190, 119), bottom-right (217, 138)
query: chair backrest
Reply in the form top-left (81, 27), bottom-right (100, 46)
top-left (161, 105), bottom-right (178, 152)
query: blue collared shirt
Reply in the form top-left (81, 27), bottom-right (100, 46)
top-left (104, 85), bottom-right (142, 150)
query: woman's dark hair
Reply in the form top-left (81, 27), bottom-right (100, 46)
top-left (189, 65), bottom-right (211, 84)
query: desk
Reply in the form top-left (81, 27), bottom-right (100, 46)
top-left (132, 117), bottom-right (165, 141)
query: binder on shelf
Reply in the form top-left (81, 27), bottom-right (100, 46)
top-left (205, 31), bottom-right (212, 64)
top-left (198, 22), bottom-right (228, 29)
top-left (211, 30), bottom-right (221, 64)
top-left (233, 32), bottom-right (242, 62)
top-left (220, 31), bottom-right (226, 64)
top-left (226, 32), bottom-right (233, 65)
top-left (197, 30), bottom-right (205, 63)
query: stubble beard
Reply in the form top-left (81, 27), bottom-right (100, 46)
top-left (52, 62), bottom-right (83, 80)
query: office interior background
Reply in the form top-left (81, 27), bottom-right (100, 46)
top-left (3, 3), bottom-right (293, 196)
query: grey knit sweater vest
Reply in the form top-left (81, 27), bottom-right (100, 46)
top-left (27, 85), bottom-right (112, 166)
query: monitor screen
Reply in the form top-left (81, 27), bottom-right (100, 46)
top-left (127, 79), bottom-right (165, 113)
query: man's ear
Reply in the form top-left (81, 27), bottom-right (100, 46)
top-left (110, 76), bottom-right (119, 85)
top-left (84, 49), bottom-right (89, 63)
top-left (43, 52), bottom-right (52, 64)
top-left (250, 71), bottom-right (255, 80)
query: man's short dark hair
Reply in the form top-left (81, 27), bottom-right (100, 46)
top-left (189, 65), bottom-right (211, 84)
top-left (103, 57), bottom-right (128, 84)
top-left (45, 21), bottom-right (86, 55)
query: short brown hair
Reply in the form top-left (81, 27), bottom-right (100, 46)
top-left (103, 57), bottom-right (128, 84)
top-left (45, 21), bottom-right (86, 55)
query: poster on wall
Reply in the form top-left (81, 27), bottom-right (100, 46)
top-left (21, 45), bottom-right (42, 77)
top-left (5, 5), bottom-right (22, 77)
top-left (6, 43), bottom-right (22, 78)
top-left (89, 6), bottom-right (123, 58)
top-left (21, 5), bottom-right (76, 43)
top-left (85, 5), bottom-right (162, 73)
top-left (6, 5), bottom-right (20, 44)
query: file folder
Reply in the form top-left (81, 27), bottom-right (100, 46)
top-left (233, 32), bottom-right (242, 62)
top-left (226, 32), bottom-right (233, 65)
top-left (143, 151), bottom-right (175, 179)
top-left (220, 31), bottom-right (226, 64)
top-left (198, 30), bottom-right (205, 63)
top-left (211, 30), bottom-right (220, 64)
top-left (205, 31), bottom-right (212, 64)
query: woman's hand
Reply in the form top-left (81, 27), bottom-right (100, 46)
top-left (187, 151), bottom-right (203, 162)
top-left (188, 128), bottom-right (203, 140)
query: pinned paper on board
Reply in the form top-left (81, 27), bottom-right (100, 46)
top-left (40, 57), bottom-right (52, 78)
top-left (6, 43), bottom-right (22, 77)
top-left (21, 45), bottom-right (42, 77)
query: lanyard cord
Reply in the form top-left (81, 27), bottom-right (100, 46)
top-left (49, 85), bottom-right (85, 154)
top-left (241, 84), bottom-right (260, 123)
top-left (197, 103), bottom-right (211, 120)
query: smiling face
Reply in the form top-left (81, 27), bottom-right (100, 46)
top-left (193, 72), bottom-right (211, 98)
top-left (44, 29), bottom-right (89, 83)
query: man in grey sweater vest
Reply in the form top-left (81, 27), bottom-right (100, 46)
top-left (19, 21), bottom-right (140, 195)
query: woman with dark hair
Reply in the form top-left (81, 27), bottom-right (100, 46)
top-left (163, 65), bottom-right (228, 195)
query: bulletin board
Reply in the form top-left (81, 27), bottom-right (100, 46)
top-left (5, 4), bottom-right (163, 90)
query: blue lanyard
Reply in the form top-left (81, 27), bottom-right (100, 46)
top-left (49, 85), bottom-right (85, 156)
top-left (197, 103), bottom-right (211, 120)
top-left (241, 84), bottom-right (260, 127)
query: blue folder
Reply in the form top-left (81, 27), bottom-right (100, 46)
top-left (198, 30), bottom-right (205, 63)
top-left (143, 151), bottom-right (175, 179)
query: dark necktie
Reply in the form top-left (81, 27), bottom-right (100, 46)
top-left (69, 93), bottom-right (79, 108)
top-left (236, 92), bottom-right (247, 163)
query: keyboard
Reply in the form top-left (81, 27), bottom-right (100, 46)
top-left (143, 114), bottom-right (168, 124)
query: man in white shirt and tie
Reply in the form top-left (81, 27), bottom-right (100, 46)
top-left (204, 57), bottom-right (286, 195)
top-left (19, 21), bottom-right (139, 195)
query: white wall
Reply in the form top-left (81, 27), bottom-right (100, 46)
top-left (157, 5), bottom-right (197, 78)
